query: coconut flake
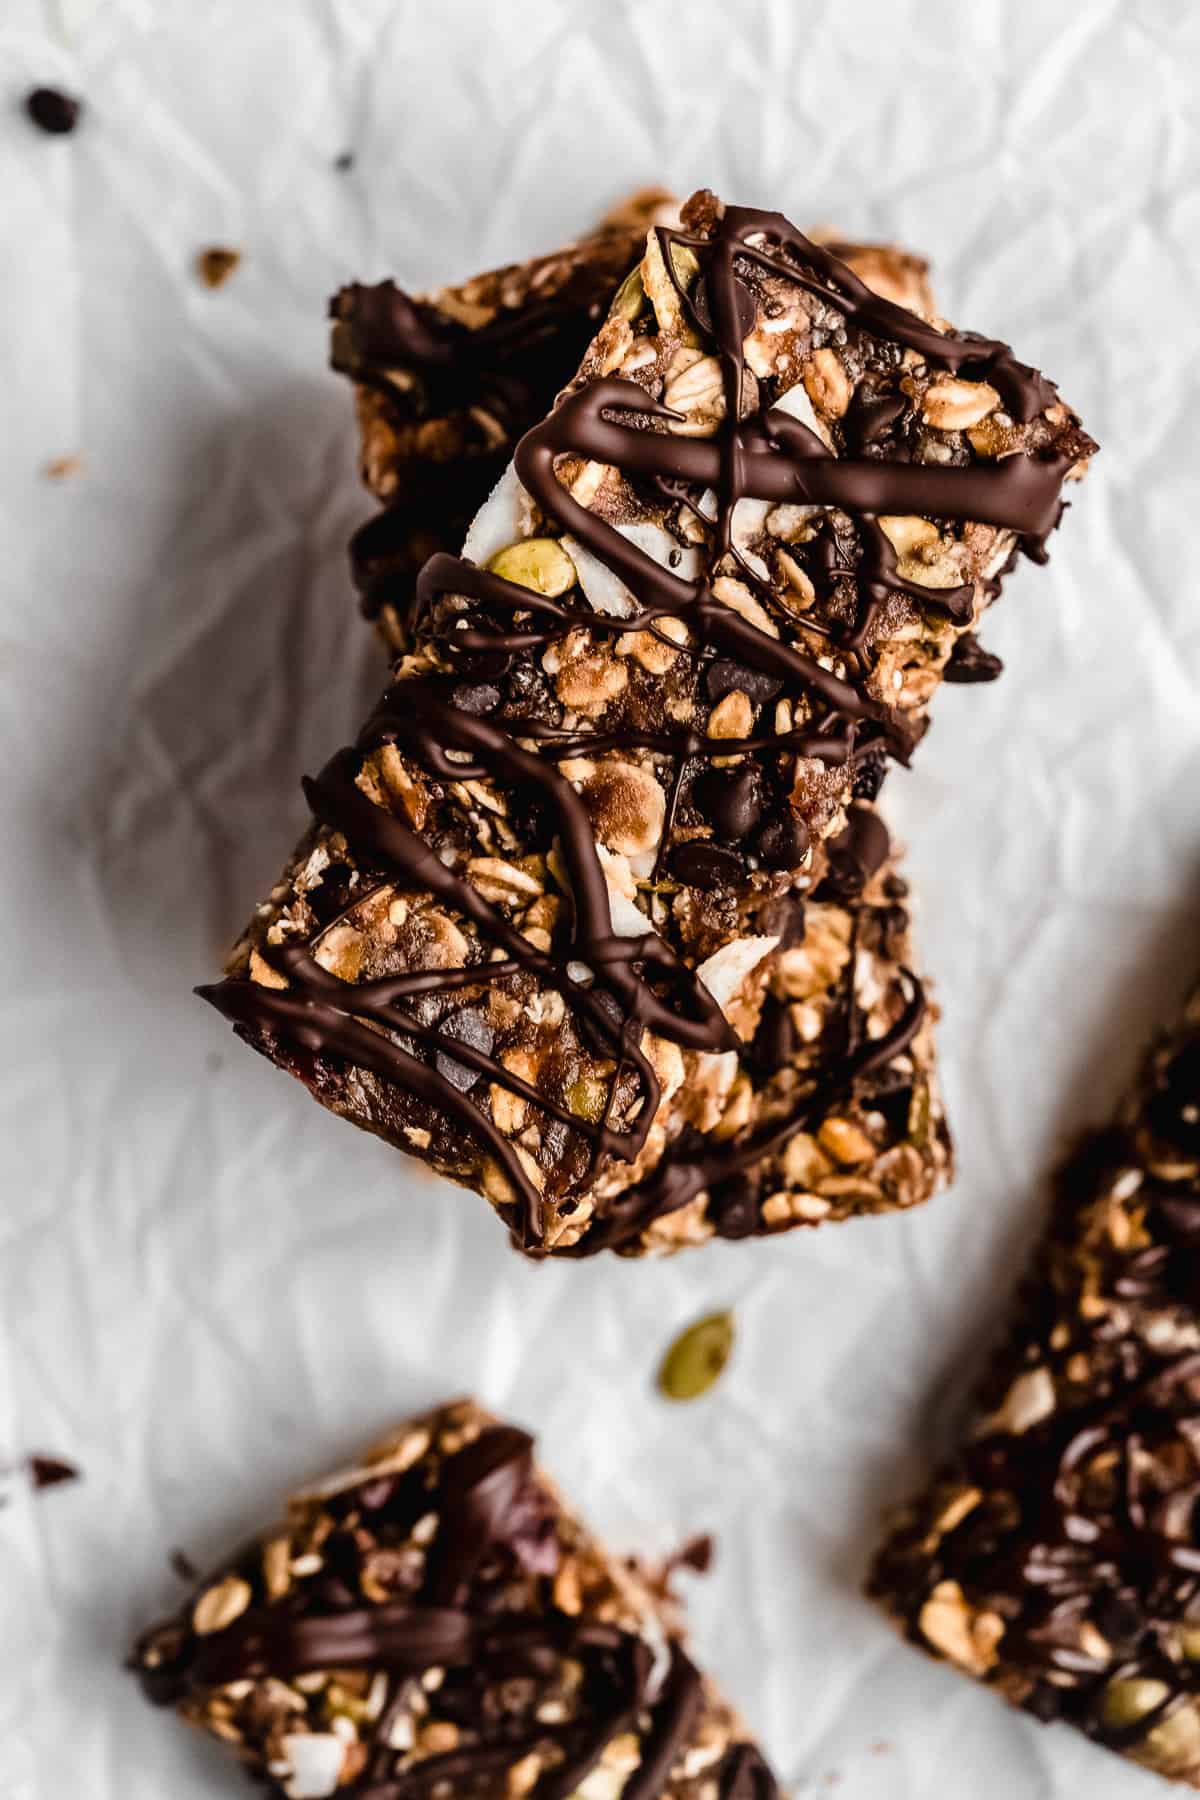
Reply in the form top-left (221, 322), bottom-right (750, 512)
top-left (596, 846), bottom-right (654, 938)
top-left (696, 936), bottom-right (780, 1019)
top-left (462, 463), bottom-right (531, 567)
top-left (564, 523), bottom-right (701, 618)
top-left (730, 497), bottom-right (772, 580)
top-left (772, 380), bottom-right (834, 450)
top-left (280, 1735), bottom-right (345, 1800)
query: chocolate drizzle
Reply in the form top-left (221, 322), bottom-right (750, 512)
top-left (207, 196), bottom-right (1080, 1251)
top-left (137, 1421), bottom-right (778, 1799)
top-left (871, 1005), bottom-right (1200, 1758)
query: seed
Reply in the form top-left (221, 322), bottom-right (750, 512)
top-left (566, 1075), bottom-right (608, 1123)
top-left (192, 1574), bottom-right (252, 1636)
top-left (612, 267), bottom-right (646, 322)
top-left (488, 538), bottom-right (577, 598)
top-left (657, 1311), bottom-right (735, 1402)
top-left (1100, 1677), bottom-right (1170, 1729)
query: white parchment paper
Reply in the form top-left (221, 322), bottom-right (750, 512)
top-left (3, 2), bottom-right (1200, 1794)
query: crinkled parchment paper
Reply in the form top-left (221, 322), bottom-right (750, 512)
top-left (3, 2), bottom-right (1200, 1794)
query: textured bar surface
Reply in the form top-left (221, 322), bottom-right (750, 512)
top-left (208, 789), bottom-right (949, 1254)
top-left (869, 981), bottom-right (1200, 1785)
top-left (132, 1398), bottom-right (780, 1798)
top-left (203, 186), bottom-right (1090, 1252)
top-left (337, 195), bottom-right (938, 657)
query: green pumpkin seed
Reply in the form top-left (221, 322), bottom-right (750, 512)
top-left (657, 1311), bottom-right (735, 1402)
top-left (612, 266), bottom-right (646, 322)
top-left (488, 537), bottom-right (577, 598)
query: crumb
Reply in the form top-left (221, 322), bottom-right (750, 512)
top-left (196, 247), bottom-right (242, 290)
top-left (205, 1050), bottom-right (224, 1073)
top-left (869, 1741), bottom-right (891, 1755)
top-left (44, 454), bottom-right (84, 481)
top-left (25, 88), bottom-right (82, 135)
top-left (169, 1548), bottom-right (200, 1582)
top-left (334, 150), bottom-right (355, 172)
top-left (668, 1533), bottom-right (715, 1575)
top-left (28, 1455), bottom-right (79, 1490)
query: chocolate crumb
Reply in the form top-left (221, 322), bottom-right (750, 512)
top-left (944, 633), bottom-right (1003, 684)
top-left (334, 150), bottom-right (355, 172)
top-left (28, 1454), bottom-right (79, 1490)
top-left (25, 87), bottom-right (82, 135)
top-left (196, 247), bottom-right (242, 290)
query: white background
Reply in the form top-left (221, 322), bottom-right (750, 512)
top-left (3, 2), bottom-right (1200, 1795)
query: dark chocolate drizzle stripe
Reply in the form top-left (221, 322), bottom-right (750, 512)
top-left (140, 1424), bottom-right (779, 1799)
top-left (207, 198), bottom-right (1067, 1248)
top-left (561, 968), bottom-right (926, 1257)
top-left (876, 1019), bottom-right (1200, 1748)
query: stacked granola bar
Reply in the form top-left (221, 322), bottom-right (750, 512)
top-left (133, 1399), bottom-right (780, 1798)
top-left (870, 981), bottom-right (1200, 1783)
top-left (201, 188), bottom-right (1092, 1257)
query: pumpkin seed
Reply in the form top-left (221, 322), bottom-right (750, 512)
top-left (657, 1311), bottom-right (735, 1402)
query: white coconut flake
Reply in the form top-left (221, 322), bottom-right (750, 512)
top-left (596, 847), bottom-right (654, 938)
top-left (730, 497), bottom-right (772, 580)
top-left (605, 885), bottom-right (654, 939)
top-left (462, 463), bottom-right (529, 567)
top-left (280, 1734), bottom-right (345, 1800)
top-left (562, 532), bottom-right (635, 617)
top-left (564, 523), bottom-right (701, 618)
top-left (772, 379), bottom-right (833, 450)
top-left (696, 935), bottom-right (780, 1019)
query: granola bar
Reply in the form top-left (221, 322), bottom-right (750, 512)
top-left (868, 980), bottom-right (1200, 1784)
top-left (336, 197), bottom-right (937, 654)
top-left (201, 184), bottom-right (1088, 1252)
top-left (203, 760), bottom-right (947, 1255)
top-left (131, 1398), bottom-right (780, 1798)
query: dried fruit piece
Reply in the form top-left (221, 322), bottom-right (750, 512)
top-left (658, 1311), bottom-right (735, 1401)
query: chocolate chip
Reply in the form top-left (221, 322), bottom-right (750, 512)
top-left (25, 88), bottom-right (81, 135)
top-left (308, 863), bottom-right (355, 926)
top-left (28, 1455), bottom-right (79, 1490)
top-left (944, 634), bottom-right (1004, 684)
top-left (691, 767), bottom-right (763, 840)
top-left (759, 894), bottom-right (807, 948)
top-left (750, 995), bottom-right (795, 1075)
top-left (455, 647), bottom-right (512, 684)
top-left (708, 1171), bottom-right (761, 1239)
top-left (755, 809), bottom-right (810, 870)
top-left (829, 804), bottom-right (890, 886)
top-left (433, 1009), bottom-right (495, 1092)
top-left (705, 658), bottom-right (781, 708)
top-left (852, 746), bottom-right (888, 802)
top-left (668, 841), bottom-right (746, 887)
top-left (450, 681), bottom-right (500, 716)
top-left (578, 988), bottom-right (626, 1059)
top-left (845, 387), bottom-right (907, 451)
